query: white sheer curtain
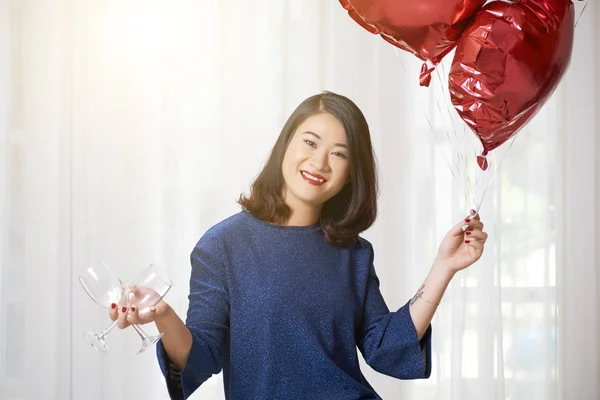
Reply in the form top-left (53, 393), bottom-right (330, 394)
top-left (0, 1), bottom-right (597, 399)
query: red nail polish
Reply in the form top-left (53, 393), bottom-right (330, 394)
top-left (465, 218), bottom-right (470, 222)
top-left (465, 240), bottom-right (471, 244)
top-left (465, 231), bottom-right (472, 236)
top-left (131, 306), bottom-right (136, 312)
top-left (111, 303), bottom-right (117, 309)
top-left (122, 306), bottom-right (127, 313)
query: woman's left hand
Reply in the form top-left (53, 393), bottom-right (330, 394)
top-left (435, 210), bottom-right (488, 274)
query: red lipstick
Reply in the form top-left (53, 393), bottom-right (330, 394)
top-left (300, 170), bottom-right (327, 186)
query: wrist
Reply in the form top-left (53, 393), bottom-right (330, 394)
top-left (154, 302), bottom-right (175, 324)
top-left (432, 259), bottom-right (458, 279)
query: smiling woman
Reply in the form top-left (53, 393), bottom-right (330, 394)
top-left (108, 90), bottom-right (489, 400)
top-left (239, 91), bottom-right (378, 245)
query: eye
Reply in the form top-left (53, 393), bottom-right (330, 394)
top-left (332, 152), bottom-right (348, 159)
top-left (304, 140), bottom-right (316, 148)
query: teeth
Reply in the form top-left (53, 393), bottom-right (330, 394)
top-left (302, 171), bottom-right (324, 183)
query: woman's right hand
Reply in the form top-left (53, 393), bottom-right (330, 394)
top-left (108, 292), bottom-right (172, 329)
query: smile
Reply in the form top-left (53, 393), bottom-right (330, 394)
top-left (301, 170), bottom-right (327, 185)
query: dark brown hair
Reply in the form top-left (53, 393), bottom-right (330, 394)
top-left (237, 91), bottom-right (378, 246)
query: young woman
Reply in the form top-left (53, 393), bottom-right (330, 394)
top-left (109, 91), bottom-right (487, 399)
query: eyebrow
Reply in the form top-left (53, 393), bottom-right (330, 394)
top-left (302, 131), bottom-right (347, 148)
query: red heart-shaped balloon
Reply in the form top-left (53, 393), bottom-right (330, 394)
top-left (339, 0), bottom-right (486, 86)
top-left (448, 0), bottom-right (575, 170)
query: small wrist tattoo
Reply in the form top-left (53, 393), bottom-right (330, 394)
top-left (410, 284), bottom-right (440, 306)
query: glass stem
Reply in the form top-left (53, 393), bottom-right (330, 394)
top-left (99, 319), bottom-right (118, 340)
top-left (132, 324), bottom-right (148, 339)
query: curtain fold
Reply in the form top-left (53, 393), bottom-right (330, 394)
top-left (557, 3), bottom-right (598, 399)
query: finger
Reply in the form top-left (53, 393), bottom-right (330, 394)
top-left (127, 305), bottom-right (142, 325)
top-left (108, 302), bottom-right (118, 321)
top-left (464, 239), bottom-right (485, 249)
top-left (120, 284), bottom-right (127, 305)
top-left (149, 306), bottom-right (158, 321)
top-left (452, 217), bottom-right (483, 235)
top-left (464, 238), bottom-right (485, 254)
top-left (464, 230), bottom-right (488, 241)
top-left (465, 218), bottom-right (484, 232)
top-left (137, 307), bottom-right (157, 325)
top-left (131, 285), bottom-right (141, 296)
top-left (469, 209), bottom-right (480, 220)
top-left (451, 216), bottom-right (474, 236)
top-left (121, 284), bottom-right (139, 305)
top-left (117, 305), bottom-right (130, 329)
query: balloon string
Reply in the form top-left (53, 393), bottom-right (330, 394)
top-left (391, 45), bottom-right (462, 182)
top-left (422, 110), bottom-right (459, 181)
top-left (392, 47), bottom-right (407, 72)
top-left (474, 134), bottom-right (519, 212)
top-left (575, 0), bottom-right (589, 28)
top-left (438, 62), bottom-right (461, 137)
top-left (389, 40), bottom-right (519, 214)
top-left (435, 65), bottom-right (461, 141)
top-left (434, 62), bottom-right (478, 209)
top-left (434, 100), bottom-right (462, 179)
top-left (433, 62), bottom-right (465, 184)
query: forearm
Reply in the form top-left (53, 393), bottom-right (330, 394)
top-left (409, 262), bottom-right (455, 339)
top-left (155, 306), bottom-right (193, 370)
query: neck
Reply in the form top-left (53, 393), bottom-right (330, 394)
top-left (284, 206), bottom-right (321, 226)
top-left (282, 187), bottom-right (322, 226)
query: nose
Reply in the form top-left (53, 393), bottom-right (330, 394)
top-left (310, 149), bottom-right (330, 172)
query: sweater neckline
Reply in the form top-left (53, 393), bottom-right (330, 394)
top-left (242, 211), bottom-right (321, 232)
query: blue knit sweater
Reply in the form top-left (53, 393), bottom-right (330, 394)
top-left (156, 211), bottom-right (432, 399)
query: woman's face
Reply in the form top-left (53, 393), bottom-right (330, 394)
top-left (281, 112), bottom-right (350, 212)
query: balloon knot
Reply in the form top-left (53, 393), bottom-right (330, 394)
top-left (477, 150), bottom-right (489, 170)
top-left (419, 62), bottom-right (435, 87)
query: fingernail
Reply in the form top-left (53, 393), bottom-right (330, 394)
top-left (465, 240), bottom-right (471, 244)
top-left (121, 306), bottom-right (127, 313)
top-left (465, 231), bottom-right (472, 236)
top-left (111, 303), bottom-right (117, 309)
top-left (465, 218), bottom-right (470, 222)
top-left (131, 306), bottom-right (136, 312)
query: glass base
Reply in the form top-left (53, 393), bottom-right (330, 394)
top-left (84, 331), bottom-right (110, 354)
top-left (137, 332), bottom-right (164, 355)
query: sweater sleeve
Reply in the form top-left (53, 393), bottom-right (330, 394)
top-left (156, 231), bottom-right (230, 399)
top-left (357, 251), bottom-right (432, 380)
